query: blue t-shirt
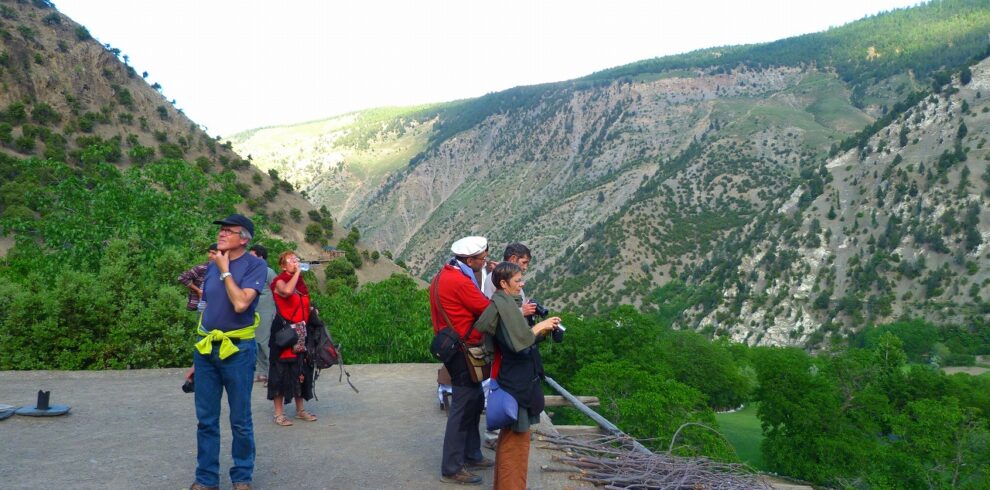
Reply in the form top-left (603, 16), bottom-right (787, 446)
top-left (201, 252), bottom-right (268, 332)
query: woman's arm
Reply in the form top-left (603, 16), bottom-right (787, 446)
top-left (473, 303), bottom-right (500, 334)
top-left (274, 270), bottom-right (301, 297)
top-left (531, 316), bottom-right (560, 337)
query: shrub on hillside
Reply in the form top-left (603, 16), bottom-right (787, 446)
top-left (304, 223), bottom-right (324, 245)
top-left (74, 25), bottom-right (90, 40)
top-left (31, 103), bottom-right (61, 126)
top-left (337, 239), bottom-right (362, 269)
top-left (158, 143), bottom-right (184, 159)
top-left (0, 123), bottom-right (12, 144)
top-left (13, 135), bottom-right (34, 154)
top-left (129, 145), bottom-right (154, 165)
top-left (5, 102), bottom-right (27, 125)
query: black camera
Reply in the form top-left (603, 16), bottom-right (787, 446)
top-left (527, 299), bottom-right (564, 343)
top-left (532, 301), bottom-right (550, 319)
top-left (525, 299), bottom-right (547, 327)
top-left (181, 379), bottom-right (194, 393)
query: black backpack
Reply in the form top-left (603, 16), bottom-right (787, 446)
top-left (310, 322), bottom-right (340, 370)
top-left (306, 308), bottom-right (358, 394)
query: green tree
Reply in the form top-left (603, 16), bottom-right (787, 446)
top-left (312, 274), bottom-right (431, 363)
top-left (960, 65), bottom-right (973, 85)
top-left (74, 25), bottom-right (90, 40)
top-left (304, 223), bottom-right (324, 244)
top-left (752, 347), bottom-right (876, 482)
top-left (657, 331), bottom-right (753, 409)
top-left (323, 257), bottom-right (357, 293)
top-left (571, 360), bottom-right (732, 458)
top-left (891, 398), bottom-right (990, 488)
top-left (337, 239), bottom-right (362, 269)
top-left (854, 319), bottom-right (937, 363)
top-left (6, 102), bottom-right (27, 125)
top-left (31, 103), bottom-right (61, 125)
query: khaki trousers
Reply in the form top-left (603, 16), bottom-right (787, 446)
top-left (493, 429), bottom-right (530, 490)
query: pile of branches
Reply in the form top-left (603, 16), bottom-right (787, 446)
top-left (538, 434), bottom-right (772, 489)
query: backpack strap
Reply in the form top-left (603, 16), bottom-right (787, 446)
top-left (337, 352), bottom-right (359, 393)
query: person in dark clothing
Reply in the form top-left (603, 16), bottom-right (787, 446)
top-left (473, 262), bottom-right (560, 490)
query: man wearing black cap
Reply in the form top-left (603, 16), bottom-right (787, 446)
top-left (187, 214), bottom-right (268, 490)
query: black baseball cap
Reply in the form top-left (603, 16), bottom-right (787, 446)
top-left (213, 213), bottom-right (254, 237)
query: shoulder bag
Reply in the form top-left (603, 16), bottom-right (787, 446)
top-left (429, 273), bottom-right (490, 384)
top-left (274, 291), bottom-right (305, 349)
top-left (485, 379), bottom-right (518, 431)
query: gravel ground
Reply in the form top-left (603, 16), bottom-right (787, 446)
top-left (0, 363), bottom-right (574, 489)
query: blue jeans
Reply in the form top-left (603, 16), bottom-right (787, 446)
top-left (193, 340), bottom-right (256, 487)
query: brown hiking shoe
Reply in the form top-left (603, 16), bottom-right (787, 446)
top-left (440, 469), bottom-right (482, 485)
top-left (465, 457), bottom-right (494, 469)
top-left (189, 483), bottom-right (218, 490)
top-left (232, 483), bottom-right (251, 490)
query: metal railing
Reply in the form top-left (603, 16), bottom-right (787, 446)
top-left (544, 376), bottom-right (652, 455)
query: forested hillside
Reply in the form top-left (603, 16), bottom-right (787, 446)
top-left (236, 0), bottom-right (990, 348)
top-left (228, 106), bottom-right (440, 222)
top-left (0, 0), bottom-right (376, 368)
top-left (0, 0), bottom-right (327, 252)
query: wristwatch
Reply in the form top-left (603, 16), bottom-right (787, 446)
top-left (219, 271), bottom-right (233, 281)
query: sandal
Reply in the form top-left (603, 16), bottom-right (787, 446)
top-left (295, 410), bottom-right (318, 422)
top-left (273, 414), bottom-right (293, 426)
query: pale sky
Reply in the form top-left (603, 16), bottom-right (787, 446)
top-left (54, 0), bottom-right (921, 136)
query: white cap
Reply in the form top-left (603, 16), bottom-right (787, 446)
top-left (451, 236), bottom-right (488, 257)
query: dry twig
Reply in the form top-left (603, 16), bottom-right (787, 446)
top-left (539, 434), bottom-right (773, 489)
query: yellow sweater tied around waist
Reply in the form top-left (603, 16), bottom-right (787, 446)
top-left (194, 313), bottom-right (260, 360)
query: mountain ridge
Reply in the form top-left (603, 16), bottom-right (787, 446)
top-left (233, 0), bottom-right (990, 347)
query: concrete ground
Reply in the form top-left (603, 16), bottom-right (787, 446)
top-left (0, 364), bottom-right (580, 490)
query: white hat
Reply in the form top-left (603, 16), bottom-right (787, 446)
top-left (451, 236), bottom-right (488, 257)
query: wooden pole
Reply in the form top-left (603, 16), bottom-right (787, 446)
top-left (543, 376), bottom-right (652, 455)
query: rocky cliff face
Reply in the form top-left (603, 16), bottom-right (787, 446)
top-left (358, 67), bottom-right (810, 273)
top-left (233, 4), bottom-right (990, 347)
top-left (697, 61), bottom-right (990, 346)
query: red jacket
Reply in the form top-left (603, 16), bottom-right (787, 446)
top-left (430, 264), bottom-right (491, 344)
